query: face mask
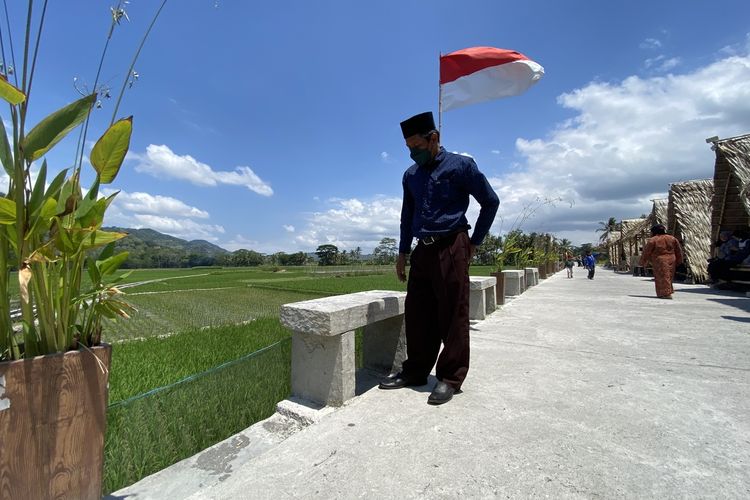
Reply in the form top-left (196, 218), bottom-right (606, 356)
top-left (409, 146), bottom-right (431, 167)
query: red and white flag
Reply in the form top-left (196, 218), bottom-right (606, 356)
top-left (440, 47), bottom-right (544, 111)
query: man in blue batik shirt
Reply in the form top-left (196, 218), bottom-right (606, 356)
top-left (379, 111), bottom-right (499, 405)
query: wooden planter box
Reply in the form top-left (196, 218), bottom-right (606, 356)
top-left (490, 271), bottom-right (506, 305)
top-left (0, 344), bottom-right (111, 500)
top-left (538, 265), bottom-right (547, 279)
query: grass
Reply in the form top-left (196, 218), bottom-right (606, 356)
top-left (104, 334), bottom-right (291, 494)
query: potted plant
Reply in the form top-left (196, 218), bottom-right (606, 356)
top-left (491, 231), bottom-right (527, 304)
top-left (0, 3), bottom-right (160, 498)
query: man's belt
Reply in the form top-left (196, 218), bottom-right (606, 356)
top-left (419, 229), bottom-right (466, 246)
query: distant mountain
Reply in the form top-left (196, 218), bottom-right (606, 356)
top-left (103, 227), bottom-right (228, 268)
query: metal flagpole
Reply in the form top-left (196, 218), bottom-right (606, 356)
top-left (438, 51), bottom-right (443, 134)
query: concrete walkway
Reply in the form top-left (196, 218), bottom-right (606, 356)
top-left (113, 269), bottom-right (750, 499)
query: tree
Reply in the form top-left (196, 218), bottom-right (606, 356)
top-left (474, 233), bottom-right (501, 265)
top-left (596, 217), bottom-right (620, 243)
top-left (315, 244), bottom-right (339, 266)
top-left (372, 237), bottom-right (398, 265)
top-left (278, 251), bottom-right (307, 266)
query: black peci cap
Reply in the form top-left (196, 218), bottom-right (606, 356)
top-left (400, 111), bottom-right (436, 138)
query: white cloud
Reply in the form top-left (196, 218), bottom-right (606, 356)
top-left (221, 234), bottom-right (263, 252)
top-left (491, 150), bottom-right (501, 155)
top-left (644, 55), bottom-right (681, 72)
top-left (104, 189), bottom-right (225, 242)
top-left (295, 196), bottom-right (402, 252)
top-left (487, 51), bottom-right (750, 245)
top-left (283, 224), bottom-right (295, 232)
top-left (132, 144), bottom-right (273, 196)
top-left (105, 190), bottom-right (209, 219)
top-left (452, 151), bottom-right (474, 158)
top-left (380, 151), bottom-right (391, 163)
top-left (640, 38), bottom-right (662, 49)
top-left (130, 214), bottom-right (225, 241)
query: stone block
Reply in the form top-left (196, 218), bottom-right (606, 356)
top-left (469, 276), bottom-right (496, 320)
top-left (362, 315), bottom-right (406, 373)
top-left (281, 290), bottom-right (406, 336)
top-left (502, 270), bottom-right (524, 296)
top-left (291, 330), bottom-right (355, 407)
top-left (524, 267), bottom-right (537, 287)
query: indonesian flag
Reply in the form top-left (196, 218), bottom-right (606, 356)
top-left (440, 47), bottom-right (544, 111)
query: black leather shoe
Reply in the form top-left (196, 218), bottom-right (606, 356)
top-left (378, 373), bottom-right (427, 390)
top-left (427, 381), bottom-right (456, 405)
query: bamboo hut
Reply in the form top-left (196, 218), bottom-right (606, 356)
top-left (667, 179), bottom-right (714, 283)
top-left (606, 218), bottom-right (648, 271)
top-left (651, 198), bottom-right (668, 227)
top-left (709, 133), bottom-right (750, 247)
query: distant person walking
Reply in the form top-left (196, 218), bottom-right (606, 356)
top-left (639, 224), bottom-right (683, 299)
top-left (583, 250), bottom-right (595, 279)
top-left (564, 253), bottom-right (574, 278)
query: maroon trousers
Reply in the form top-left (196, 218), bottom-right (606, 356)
top-left (402, 232), bottom-right (471, 390)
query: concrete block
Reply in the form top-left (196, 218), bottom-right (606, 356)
top-left (363, 315), bottom-right (406, 373)
top-left (281, 290), bottom-right (406, 336)
top-left (502, 270), bottom-right (524, 296)
top-left (291, 330), bottom-right (355, 406)
top-left (469, 276), bottom-right (496, 320)
top-left (524, 268), bottom-right (537, 287)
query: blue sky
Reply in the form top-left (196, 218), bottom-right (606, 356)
top-left (3, 1), bottom-right (750, 253)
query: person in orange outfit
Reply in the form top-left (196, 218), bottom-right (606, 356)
top-left (639, 224), bottom-right (683, 299)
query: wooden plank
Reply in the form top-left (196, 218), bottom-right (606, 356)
top-left (0, 345), bottom-right (110, 500)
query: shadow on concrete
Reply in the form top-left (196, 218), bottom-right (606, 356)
top-left (678, 287), bottom-right (746, 298)
top-left (722, 315), bottom-right (750, 323)
top-left (356, 370), bottom-right (435, 395)
top-left (707, 298), bottom-right (750, 315)
top-left (628, 295), bottom-right (661, 299)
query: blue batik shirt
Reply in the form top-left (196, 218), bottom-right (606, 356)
top-left (399, 147), bottom-right (500, 254)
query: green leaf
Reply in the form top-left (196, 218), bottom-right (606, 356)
top-left (80, 229), bottom-right (127, 252)
top-left (45, 168), bottom-right (69, 200)
top-left (90, 117), bottom-right (132, 184)
top-left (77, 197), bottom-right (107, 229)
top-left (98, 241), bottom-right (115, 261)
top-left (0, 76), bottom-right (25, 105)
top-left (54, 225), bottom-right (76, 253)
top-left (97, 251), bottom-right (129, 277)
top-left (87, 258), bottom-right (101, 285)
top-left (27, 197), bottom-right (58, 239)
top-left (0, 114), bottom-right (14, 176)
top-left (21, 93), bottom-right (95, 162)
top-left (0, 197), bottom-right (16, 224)
top-left (28, 160), bottom-right (47, 215)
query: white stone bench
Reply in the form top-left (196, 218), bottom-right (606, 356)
top-left (524, 267), bottom-right (538, 287)
top-left (469, 276), bottom-right (496, 320)
top-left (502, 270), bottom-right (525, 296)
top-left (280, 290), bottom-right (406, 407)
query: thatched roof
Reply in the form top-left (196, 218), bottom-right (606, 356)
top-left (668, 179), bottom-right (713, 283)
top-left (651, 198), bottom-right (668, 227)
top-left (710, 133), bottom-right (750, 242)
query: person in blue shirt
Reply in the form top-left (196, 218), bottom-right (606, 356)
top-left (583, 250), bottom-right (596, 279)
top-left (378, 111), bottom-right (499, 405)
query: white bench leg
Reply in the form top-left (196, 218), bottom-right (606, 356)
top-left (469, 288), bottom-right (486, 320)
top-left (484, 287), bottom-right (496, 314)
top-left (291, 330), bottom-right (355, 406)
top-left (362, 315), bottom-right (406, 374)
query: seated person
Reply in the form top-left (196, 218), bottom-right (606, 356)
top-left (708, 230), bottom-right (750, 282)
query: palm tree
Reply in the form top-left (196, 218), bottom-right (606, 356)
top-left (596, 217), bottom-right (619, 243)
